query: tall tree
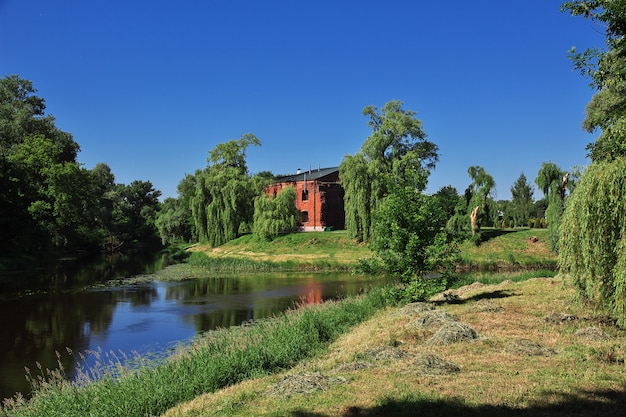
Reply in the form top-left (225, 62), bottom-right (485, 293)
top-left (252, 186), bottom-right (299, 241)
top-left (191, 134), bottom-right (261, 247)
top-left (340, 100), bottom-right (438, 242)
top-left (467, 166), bottom-right (496, 239)
top-left (535, 162), bottom-right (567, 251)
top-left (510, 172), bottom-right (534, 227)
top-left (562, 0), bottom-right (626, 160)
top-left (111, 180), bottom-right (162, 245)
top-left (560, 0), bottom-right (626, 326)
top-left (433, 185), bottom-right (460, 220)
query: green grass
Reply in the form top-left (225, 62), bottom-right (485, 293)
top-left (457, 228), bottom-right (556, 270)
top-left (187, 228), bottom-right (556, 274)
top-left (0, 290), bottom-right (387, 417)
top-left (191, 230), bottom-right (370, 267)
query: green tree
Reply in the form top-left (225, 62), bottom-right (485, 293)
top-left (559, 0), bottom-right (626, 325)
top-left (156, 197), bottom-right (191, 244)
top-left (155, 172), bottom-right (200, 245)
top-left (559, 160), bottom-right (626, 325)
top-left (467, 166), bottom-right (496, 239)
top-left (535, 162), bottom-right (567, 251)
top-left (0, 75), bottom-right (78, 162)
top-left (510, 172), bottom-right (534, 227)
top-left (111, 180), bottom-right (162, 246)
top-left (562, 0), bottom-right (626, 161)
top-left (191, 134), bottom-right (261, 247)
top-left (0, 75), bottom-right (82, 254)
top-left (7, 134), bottom-right (101, 250)
top-left (252, 186), bottom-right (299, 241)
top-left (433, 185), bottom-right (460, 220)
top-left (340, 100), bottom-right (438, 242)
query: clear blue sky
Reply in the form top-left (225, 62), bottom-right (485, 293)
top-left (0, 0), bottom-right (603, 200)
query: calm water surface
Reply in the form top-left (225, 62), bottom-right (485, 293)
top-left (0, 253), bottom-right (386, 401)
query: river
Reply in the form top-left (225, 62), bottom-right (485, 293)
top-left (0, 252), bottom-right (387, 402)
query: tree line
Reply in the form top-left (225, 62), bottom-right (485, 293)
top-left (0, 75), bottom-right (161, 266)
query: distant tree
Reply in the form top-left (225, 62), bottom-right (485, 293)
top-left (535, 162), bottom-right (567, 251)
top-left (253, 186), bottom-right (299, 241)
top-left (496, 200), bottom-right (512, 227)
top-left (156, 197), bottom-right (191, 245)
top-left (510, 172), bottom-right (534, 227)
top-left (467, 166), bottom-right (496, 240)
top-left (191, 134), bottom-right (261, 247)
top-left (433, 185), bottom-right (460, 219)
top-left (340, 100), bottom-right (438, 242)
top-left (112, 180), bottom-right (162, 245)
top-left (532, 198), bottom-right (548, 221)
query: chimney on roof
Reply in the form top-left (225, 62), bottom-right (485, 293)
top-left (296, 168), bottom-right (301, 174)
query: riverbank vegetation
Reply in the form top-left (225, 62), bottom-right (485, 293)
top-left (0, 76), bottom-right (163, 268)
top-left (1, 287), bottom-right (388, 417)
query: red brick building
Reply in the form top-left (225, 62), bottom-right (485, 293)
top-left (266, 167), bottom-right (345, 231)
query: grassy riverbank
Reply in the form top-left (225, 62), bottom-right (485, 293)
top-left (1, 290), bottom-right (389, 417)
top-left (179, 228), bottom-right (556, 274)
top-left (163, 276), bottom-right (626, 417)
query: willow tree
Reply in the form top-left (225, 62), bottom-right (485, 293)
top-left (447, 166), bottom-right (495, 244)
top-left (253, 186), bottom-right (298, 241)
top-left (191, 134), bottom-right (261, 247)
top-left (559, 160), bottom-right (626, 325)
top-left (466, 166), bottom-right (496, 238)
top-left (340, 100), bottom-right (438, 242)
top-left (535, 162), bottom-right (568, 251)
top-left (559, 0), bottom-right (626, 325)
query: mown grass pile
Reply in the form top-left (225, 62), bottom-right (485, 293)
top-left (0, 290), bottom-right (387, 417)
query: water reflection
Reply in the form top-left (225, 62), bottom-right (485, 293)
top-left (0, 259), bottom-right (386, 402)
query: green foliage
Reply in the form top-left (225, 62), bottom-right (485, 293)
top-left (156, 197), bottom-right (192, 245)
top-left (0, 75), bottom-right (164, 259)
top-left (433, 185), bottom-right (460, 219)
top-left (535, 162), bottom-right (568, 252)
top-left (340, 100), bottom-right (438, 242)
top-left (562, 0), bottom-right (626, 161)
top-left (111, 180), bottom-right (162, 245)
top-left (252, 186), bottom-right (299, 241)
top-left (191, 135), bottom-right (262, 247)
top-left (448, 166), bottom-right (496, 243)
top-left (559, 159), bottom-right (626, 326)
top-left (370, 183), bottom-right (457, 281)
top-left (509, 172), bottom-right (534, 227)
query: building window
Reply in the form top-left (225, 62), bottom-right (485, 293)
top-left (302, 189), bottom-right (309, 201)
top-left (301, 211), bottom-right (309, 223)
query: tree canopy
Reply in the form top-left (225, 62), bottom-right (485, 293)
top-left (560, 0), bottom-right (626, 325)
top-left (509, 172), bottom-right (534, 227)
top-left (191, 135), bottom-right (263, 247)
top-left (340, 100), bottom-right (438, 242)
top-left (562, 0), bottom-right (626, 160)
top-left (0, 75), bottom-right (162, 261)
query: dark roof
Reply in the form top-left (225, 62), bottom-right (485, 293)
top-left (275, 167), bottom-right (339, 183)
